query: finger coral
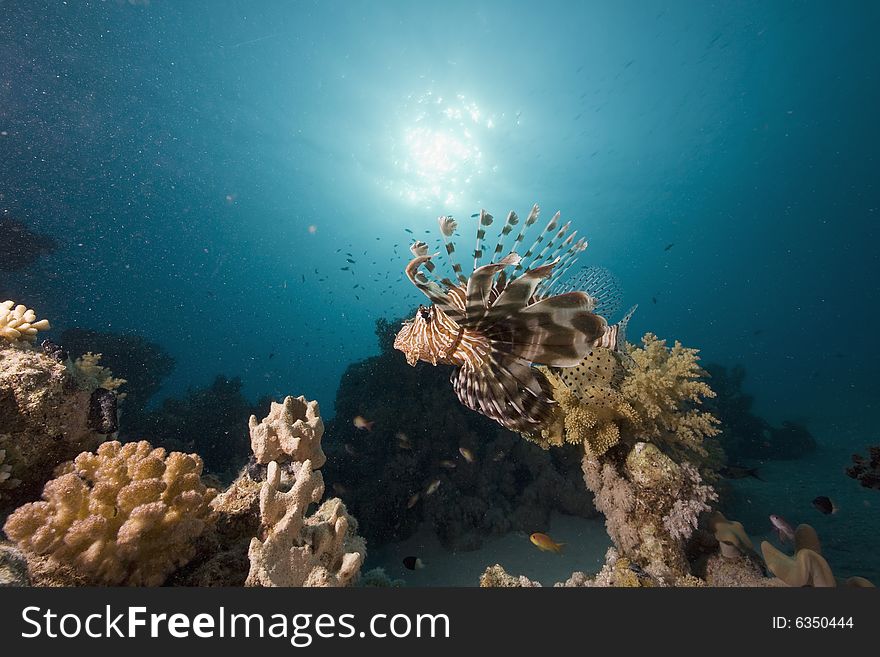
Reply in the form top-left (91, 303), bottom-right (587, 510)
top-left (245, 459), bottom-right (364, 587)
top-left (0, 300), bottom-right (50, 344)
top-left (249, 395), bottom-right (326, 467)
top-left (761, 524), bottom-right (874, 588)
top-left (2, 440), bottom-right (217, 586)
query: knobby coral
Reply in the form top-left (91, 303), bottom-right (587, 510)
top-left (0, 301), bottom-right (50, 344)
top-left (249, 395), bottom-right (326, 467)
top-left (3, 440), bottom-right (217, 586)
top-left (246, 459), bottom-right (364, 587)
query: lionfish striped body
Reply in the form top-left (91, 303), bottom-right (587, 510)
top-left (394, 204), bottom-right (633, 433)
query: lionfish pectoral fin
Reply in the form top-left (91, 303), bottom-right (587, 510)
top-left (488, 259), bottom-right (559, 320)
top-left (464, 252), bottom-right (521, 324)
top-left (450, 356), bottom-right (556, 433)
top-left (495, 292), bottom-right (608, 367)
top-left (405, 254), bottom-right (454, 308)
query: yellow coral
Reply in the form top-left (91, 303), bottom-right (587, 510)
top-left (73, 352), bottom-right (127, 400)
top-left (0, 300), bottom-right (50, 344)
top-left (620, 333), bottom-right (719, 458)
top-left (3, 440), bottom-right (216, 585)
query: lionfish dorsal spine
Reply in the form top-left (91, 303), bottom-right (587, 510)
top-left (472, 209), bottom-right (494, 271)
top-left (540, 237), bottom-right (588, 296)
top-left (438, 215), bottom-right (468, 284)
top-left (512, 210), bottom-right (561, 275)
top-left (508, 204), bottom-right (541, 271)
top-left (489, 210), bottom-right (519, 263)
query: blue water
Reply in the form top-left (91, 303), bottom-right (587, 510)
top-left (2, 1), bottom-right (878, 581)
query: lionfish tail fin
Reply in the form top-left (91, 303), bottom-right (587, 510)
top-left (614, 304), bottom-right (638, 352)
top-left (450, 354), bottom-right (557, 433)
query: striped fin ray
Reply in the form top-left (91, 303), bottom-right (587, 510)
top-left (523, 221), bottom-right (572, 274)
top-left (472, 209), bottom-right (494, 271)
top-left (464, 253), bottom-right (520, 324)
top-left (487, 291), bottom-right (608, 367)
top-left (410, 241), bottom-right (437, 274)
top-left (593, 304), bottom-right (638, 352)
top-left (482, 261), bottom-right (559, 328)
top-left (507, 204), bottom-right (541, 277)
top-left (538, 237), bottom-right (589, 298)
top-left (489, 211), bottom-right (520, 262)
top-left (438, 216), bottom-right (468, 284)
top-left (405, 255), bottom-right (457, 310)
top-left (512, 211), bottom-right (561, 276)
top-left (450, 354), bottom-right (557, 433)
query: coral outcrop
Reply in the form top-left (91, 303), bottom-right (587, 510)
top-left (0, 300), bottom-right (50, 344)
top-left (249, 395), bottom-right (326, 468)
top-left (847, 446), bottom-right (880, 490)
top-left (246, 459), bottom-right (364, 587)
top-left (3, 440), bottom-right (217, 586)
top-left (0, 340), bottom-right (123, 514)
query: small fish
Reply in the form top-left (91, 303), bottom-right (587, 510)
top-left (530, 532), bottom-right (564, 553)
top-left (332, 482), bottom-right (348, 496)
top-left (664, 243), bottom-right (675, 251)
top-left (402, 556), bottom-right (425, 570)
top-left (439, 459), bottom-right (457, 469)
top-left (353, 415), bottom-right (374, 431)
top-left (470, 213), bottom-right (480, 218)
top-left (652, 296), bottom-right (657, 304)
top-left (396, 432), bottom-right (412, 449)
top-left (404, 228), bottom-right (413, 234)
top-left (346, 258), bottom-right (355, 263)
top-left (458, 447), bottom-right (474, 463)
top-left (719, 465), bottom-right (763, 481)
top-left (426, 479), bottom-right (441, 495)
top-left (812, 496), bottom-right (838, 515)
top-left (406, 492), bottom-right (420, 509)
top-left (769, 514), bottom-right (795, 543)
top-left (341, 266), bottom-right (350, 271)
top-left (268, 352), bottom-right (275, 359)
top-left (301, 274), bottom-right (305, 283)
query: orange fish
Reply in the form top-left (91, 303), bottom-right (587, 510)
top-left (353, 415), bottom-right (374, 431)
top-left (530, 532), bottom-right (564, 553)
top-left (458, 447), bottom-right (475, 463)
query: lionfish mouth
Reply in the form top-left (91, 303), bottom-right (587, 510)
top-left (393, 204), bottom-right (632, 433)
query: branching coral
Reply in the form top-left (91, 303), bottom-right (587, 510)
top-left (621, 333), bottom-right (719, 459)
top-left (0, 301), bottom-right (50, 344)
top-left (246, 459), bottom-right (364, 587)
top-left (2, 440), bottom-right (217, 586)
top-left (249, 395), bottom-right (326, 468)
top-left (73, 353), bottom-right (127, 399)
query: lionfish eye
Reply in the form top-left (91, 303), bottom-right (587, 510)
top-left (419, 306), bottom-right (431, 322)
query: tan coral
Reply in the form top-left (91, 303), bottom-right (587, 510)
top-left (3, 440), bottom-right (216, 586)
top-left (621, 333), bottom-right (720, 458)
top-left (479, 564), bottom-right (541, 587)
top-left (248, 395), bottom-right (326, 467)
top-left (0, 342), bottom-right (116, 511)
top-left (0, 300), bottom-right (50, 344)
top-left (73, 352), bottom-right (127, 400)
top-left (245, 459), bottom-right (364, 587)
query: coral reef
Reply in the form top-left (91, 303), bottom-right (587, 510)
top-left (0, 215), bottom-right (57, 273)
top-left (703, 364), bottom-right (816, 460)
top-left (0, 340), bottom-right (121, 515)
top-left (246, 459), bottom-right (364, 587)
top-left (60, 328), bottom-right (175, 430)
top-left (249, 395), bottom-right (326, 467)
top-left (761, 524), bottom-right (875, 588)
top-left (846, 445), bottom-right (880, 490)
top-left (0, 543), bottom-right (30, 586)
top-left (479, 564), bottom-right (541, 587)
top-left (324, 316), bottom-right (596, 552)
top-left (0, 300), bottom-right (51, 344)
top-left (3, 440), bottom-right (216, 586)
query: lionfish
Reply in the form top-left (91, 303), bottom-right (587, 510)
top-left (393, 204), bottom-right (635, 433)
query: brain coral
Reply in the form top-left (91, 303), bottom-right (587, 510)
top-left (3, 440), bottom-right (217, 586)
top-left (0, 300), bottom-right (50, 344)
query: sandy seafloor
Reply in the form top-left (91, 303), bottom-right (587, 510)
top-left (365, 418), bottom-right (880, 586)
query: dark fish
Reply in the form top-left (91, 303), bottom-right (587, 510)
top-left (341, 266), bottom-right (350, 271)
top-left (402, 556), bottom-right (425, 571)
top-left (719, 465), bottom-right (763, 481)
top-left (664, 243), bottom-right (675, 251)
top-left (346, 258), bottom-right (355, 263)
top-left (470, 213), bottom-right (480, 218)
top-left (268, 353), bottom-right (275, 359)
top-left (404, 228), bottom-right (413, 234)
top-left (652, 296), bottom-right (657, 304)
top-left (812, 496), bottom-right (837, 515)
top-left (301, 274), bottom-right (305, 283)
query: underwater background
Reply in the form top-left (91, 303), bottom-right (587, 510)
top-left (1, 0), bottom-right (878, 585)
